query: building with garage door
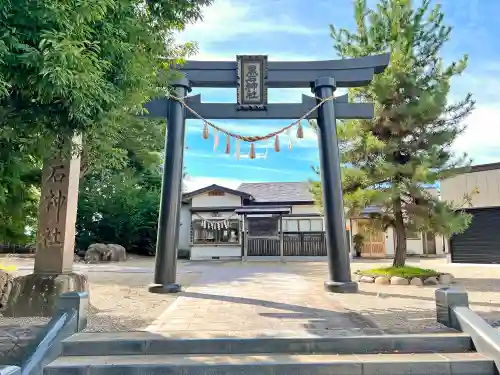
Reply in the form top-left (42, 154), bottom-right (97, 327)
top-left (441, 162), bottom-right (500, 264)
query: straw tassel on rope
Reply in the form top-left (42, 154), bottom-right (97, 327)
top-left (213, 128), bottom-right (219, 151)
top-left (249, 143), bottom-right (256, 159)
top-left (274, 135), bottom-right (280, 152)
top-left (225, 134), bottom-right (231, 154)
top-left (296, 121), bottom-right (304, 139)
top-left (236, 139), bottom-right (241, 160)
top-left (202, 123), bottom-right (209, 139)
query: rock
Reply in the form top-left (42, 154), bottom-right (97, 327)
top-left (390, 276), bottom-right (409, 285)
top-left (74, 253), bottom-right (82, 262)
top-left (84, 243), bottom-right (127, 263)
top-left (374, 276), bottom-right (390, 285)
top-left (0, 270), bottom-right (14, 312)
top-left (360, 276), bottom-right (375, 283)
top-left (107, 244), bottom-right (127, 262)
top-left (410, 277), bottom-right (424, 286)
top-left (439, 273), bottom-right (453, 285)
top-left (85, 243), bottom-right (110, 263)
top-left (424, 276), bottom-right (439, 285)
top-left (3, 272), bottom-right (88, 317)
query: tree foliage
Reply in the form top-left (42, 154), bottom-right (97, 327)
top-left (0, 0), bottom-right (211, 243)
top-left (312, 0), bottom-right (475, 266)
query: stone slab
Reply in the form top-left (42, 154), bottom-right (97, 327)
top-left (61, 332), bottom-right (473, 357)
top-left (45, 352), bottom-right (495, 375)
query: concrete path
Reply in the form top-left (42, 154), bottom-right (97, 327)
top-left (147, 262), bottom-right (380, 338)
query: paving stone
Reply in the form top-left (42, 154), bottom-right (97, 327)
top-left (145, 263), bottom-right (371, 338)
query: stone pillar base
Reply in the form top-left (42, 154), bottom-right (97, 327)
top-left (148, 283), bottom-right (182, 294)
top-left (3, 273), bottom-right (88, 317)
top-left (324, 280), bottom-right (358, 294)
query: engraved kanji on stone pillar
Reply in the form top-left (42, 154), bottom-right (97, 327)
top-left (34, 135), bottom-right (82, 274)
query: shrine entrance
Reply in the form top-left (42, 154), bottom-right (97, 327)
top-left (144, 54), bottom-right (390, 294)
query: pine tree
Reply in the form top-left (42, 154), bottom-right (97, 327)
top-left (313, 0), bottom-right (476, 267)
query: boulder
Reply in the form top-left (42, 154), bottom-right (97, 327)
top-left (84, 243), bottom-right (127, 263)
top-left (359, 276), bottom-right (375, 283)
top-left (3, 273), bottom-right (87, 317)
top-left (107, 244), bottom-right (127, 262)
top-left (410, 277), bottom-right (424, 286)
top-left (390, 276), bottom-right (409, 285)
top-left (0, 270), bottom-right (14, 312)
top-left (439, 273), bottom-right (453, 285)
top-left (374, 276), bottom-right (390, 285)
top-left (424, 276), bottom-right (439, 285)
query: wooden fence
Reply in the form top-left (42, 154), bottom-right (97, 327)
top-left (247, 232), bottom-right (327, 256)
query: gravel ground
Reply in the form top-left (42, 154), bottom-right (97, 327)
top-left (332, 258), bottom-right (500, 333)
top-left (0, 257), bottom-right (202, 363)
top-left (1, 256), bottom-right (499, 341)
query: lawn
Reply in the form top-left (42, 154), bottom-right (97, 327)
top-left (357, 265), bottom-right (439, 279)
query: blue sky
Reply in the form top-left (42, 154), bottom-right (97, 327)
top-left (177, 0), bottom-right (500, 191)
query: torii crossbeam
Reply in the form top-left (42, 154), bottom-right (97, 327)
top-left (145, 53), bottom-right (390, 294)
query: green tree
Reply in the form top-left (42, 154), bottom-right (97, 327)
top-left (0, 0), bottom-right (211, 243)
top-left (76, 117), bottom-right (164, 254)
top-left (312, 0), bottom-right (475, 266)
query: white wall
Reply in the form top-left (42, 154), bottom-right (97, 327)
top-left (385, 227), bottom-right (395, 256)
top-left (179, 204), bottom-right (191, 251)
top-left (291, 205), bottom-right (320, 214)
top-left (190, 245), bottom-right (241, 260)
top-left (441, 169), bottom-right (500, 208)
top-left (191, 192), bottom-right (242, 208)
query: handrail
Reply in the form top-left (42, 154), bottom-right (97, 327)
top-left (20, 311), bottom-right (73, 375)
top-left (0, 366), bottom-right (21, 375)
top-left (436, 287), bottom-right (500, 370)
top-left (8, 291), bottom-right (88, 375)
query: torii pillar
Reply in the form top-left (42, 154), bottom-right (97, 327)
top-left (144, 53), bottom-right (390, 294)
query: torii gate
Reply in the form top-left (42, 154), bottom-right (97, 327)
top-left (145, 54), bottom-right (390, 294)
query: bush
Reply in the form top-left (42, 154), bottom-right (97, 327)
top-left (357, 266), bottom-right (439, 279)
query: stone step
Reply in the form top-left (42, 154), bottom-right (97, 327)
top-left (44, 352), bottom-right (495, 375)
top-left (61, 332), bottom-right (474, 356)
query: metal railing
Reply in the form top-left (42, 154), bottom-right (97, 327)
top-left (436, 287), bottom-right (500, 370)
top-left (17, 292), bottom-right (88, 375)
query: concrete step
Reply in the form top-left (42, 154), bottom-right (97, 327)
top-left (61, 332), bottom-right (474, 356)
top-left (44, 352), bottom-right (495, 375)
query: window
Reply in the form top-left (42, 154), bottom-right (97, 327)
top-left (284, 218), bottom-right (323, 232)
top-left (208, 190), bottom-right (225, 196)
top-left (299, 220), bottom-right (311, 231)
top-left (192, 220), bottom-right (240, 244)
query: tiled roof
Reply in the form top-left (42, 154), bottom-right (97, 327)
top-left (237, 182), bottom-right (314, 203)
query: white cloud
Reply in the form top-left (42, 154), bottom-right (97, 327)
top-left (176, 0), bottom-right (324, 47)
top-left (452, 104), bottom-right (500, 164)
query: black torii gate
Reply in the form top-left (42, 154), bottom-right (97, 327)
top-left (144, 54), bottom-right (390, 294)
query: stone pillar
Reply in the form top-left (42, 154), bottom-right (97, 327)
top-left (313, 77), bottom-right (358, 293)
top-left (149, 76), bottom-right (191, 294)
top-left (34, 137), bottom-right (82, 274)
top-left (3, 136), bottom-right (87, 317)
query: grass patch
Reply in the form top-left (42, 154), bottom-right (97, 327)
top-left (357, 266), bottom-right (439, 279)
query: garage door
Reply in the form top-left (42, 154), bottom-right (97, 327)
top-left (450, 207), bottom-right (500, 264)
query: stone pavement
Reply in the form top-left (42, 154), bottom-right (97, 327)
top-left (146, 262), bottom-right (380, 338)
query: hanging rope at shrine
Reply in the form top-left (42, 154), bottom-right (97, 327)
top-left (193, 212), bottom-right (238, 230)
top-left (169, 93), bottom-right (336, 159)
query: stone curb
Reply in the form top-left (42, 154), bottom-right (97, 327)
top-left (354, 272), bottom-right (454, 287)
